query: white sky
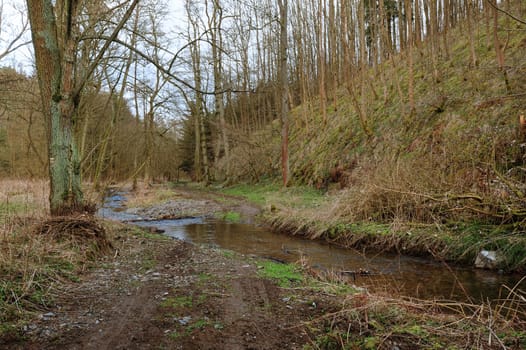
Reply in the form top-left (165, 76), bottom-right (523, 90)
top-left (0, 0), bottom-right (33, 72)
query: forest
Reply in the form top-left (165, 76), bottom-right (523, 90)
top-left (0, 0), bottom-right (524, 220)
top-left (1, 0), bottom-right (526, 348)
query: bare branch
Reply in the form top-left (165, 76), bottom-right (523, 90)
top-left (0, 5), bottom-right (31, 61)
top-left (72, 0), bottom-right (139, 100)
top-left (86, 35), bottom-right (254, 96)
top-left (485, 0), bottom-right (526, 25)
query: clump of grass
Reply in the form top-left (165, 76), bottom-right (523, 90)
top-left (305, 285), bottom-right (526, 349)
top-left (216, 211), bottom-right (241, 223)
top-left (0, 224), bottom-right (110, 338)
top-left (0, 179), bottom-right (114, 339)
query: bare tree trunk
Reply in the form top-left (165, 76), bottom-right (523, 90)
top-left (209, 0), bottom-right (230, 181)
top-left (467, 0), bottom-right (479, 67)
top-left (317, 0), bottom-right (327, 123)
top-left (278, 0), bottom-right (289, 187)
top-left (404, 0), bottom-right (415, 116)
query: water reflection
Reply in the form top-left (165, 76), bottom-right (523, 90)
top-left (151, 219), bottom-right (522, 302)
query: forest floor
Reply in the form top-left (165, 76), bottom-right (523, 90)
top-left (2, 183), bottom-right (525, 349)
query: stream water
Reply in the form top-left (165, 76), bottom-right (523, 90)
top-left (98, 191), bottom-right (524, 303)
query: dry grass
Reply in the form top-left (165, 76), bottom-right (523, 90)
top-left (0, 179), bottom-right (49, 221)
top-left (303, 281), bottom-right (526, 349)
top-left (123, 183), bottom-right (182, 208)
top-left (293, 255), bottom-right (526, 349)
top-left (0, 179), bottom-right (113, 337)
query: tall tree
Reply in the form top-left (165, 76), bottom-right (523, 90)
top-left (186, 0), bottom-right (210, 184)
top-left (207, 0), bottom-right (230, 181)
top-left (26, 0), bottom-right (138, 215)
top-left (278, 0), bottom-right (289, 186)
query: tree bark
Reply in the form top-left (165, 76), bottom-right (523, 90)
top-left (27, 0), bottom-right (83, 215)
top-left (278, 0), bottom-right (289, 187)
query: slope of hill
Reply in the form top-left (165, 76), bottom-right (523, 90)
top-left (240, 10), bottom-right (526, 270)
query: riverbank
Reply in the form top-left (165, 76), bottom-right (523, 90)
top-left (214, 181), bottom-right (526, 273)
top-left (1, 180), bottom-right (525, 349)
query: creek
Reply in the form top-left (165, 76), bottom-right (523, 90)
top-left (98, 191), bottom-right (523, 303)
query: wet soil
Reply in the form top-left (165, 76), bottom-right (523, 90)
top-left (2, 188), bottom-right (336, 350)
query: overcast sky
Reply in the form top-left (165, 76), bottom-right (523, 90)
top-left (0, 0), bottom-right (186, 74)
top-left (0, 0), bottom-right (33, 72)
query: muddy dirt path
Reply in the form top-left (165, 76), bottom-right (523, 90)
top-left (4, 189), bottom-right (336, 350)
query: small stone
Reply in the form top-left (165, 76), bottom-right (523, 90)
top-left (475, 250), bottom-right (500, 269)
top-left (177, 316), bottom-right (192, 326)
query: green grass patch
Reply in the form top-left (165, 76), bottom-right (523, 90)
top-left (216, 211), bottom-right (241, 223)
top-left (220, 181), bottom-right (281, 205)
top-left (188, 318), bottom-right (209, 331)
top-left (257, 260), bottom-right (303, 287)
top-left (136, 250), bottom-right (157, 272)
top-left (221, 250), bottom-right (235, 258)
top-left (128, 226), bottom-right (170, 241)
top-left (168, 330), bottom-right (181, 340)
top-left (220, 181), bottom-right (326, 211)
top-left (197, 272), bottom-right (211, 283)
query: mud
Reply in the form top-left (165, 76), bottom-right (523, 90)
top-left (2, 224), bottom-right (334, 350)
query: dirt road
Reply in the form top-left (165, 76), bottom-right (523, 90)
top-left (4, 223), bottom-right (334, 350)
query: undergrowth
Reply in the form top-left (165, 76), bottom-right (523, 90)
top-left (0, 179), bottom-right (113, 341)
top-left (304, 289), bottom-right (526, 349)
top-left (297, 262), bottom-right (526, 350)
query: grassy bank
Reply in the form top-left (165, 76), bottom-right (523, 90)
top-left (219, 181), bottom-right (526, 272)
top-left (249, 251), bottom-right (526, 349)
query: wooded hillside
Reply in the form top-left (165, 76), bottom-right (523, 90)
top-left (0, 0), bottom-right (525, 222)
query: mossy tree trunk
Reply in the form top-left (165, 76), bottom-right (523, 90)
top-left (27, 0), bottom-right (83, 215)
top-left (26, 0), bottom-right (138, 215)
